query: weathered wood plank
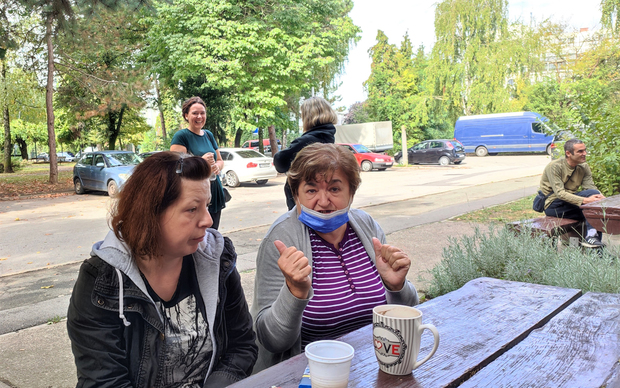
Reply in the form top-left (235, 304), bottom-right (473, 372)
top-left (229, 278), bottom-right (581, 388)
top-left (582, 194), bottom-right (620, 234)
top-left (459, 292), bottom-right (620, 388)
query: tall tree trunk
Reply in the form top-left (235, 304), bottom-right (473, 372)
top-left (45, 14), bottom-right (58, 184)
top-left (107, 106), bottom-right (125, 150)
top-left (234, 128), bottom-right (242, 147)
top-left (267, 124), bottom-right (278, 157)
top-left (155, 79), bottom-right (167, 140)
top-left (16, 136), bottom-right (28, 159)
top-left (3, 106), bottom-right (12, 173)
top-left (2, 59), bottom-right (13, 173)
top-left (107, 112), bottom-right (117, 150)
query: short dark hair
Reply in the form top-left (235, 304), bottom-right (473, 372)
top-left (110, 152), bottom-right (211, 259)
top-left (181, 96), bottom-right (207, 122)
top-left (564, 138), bottom-right (584, 154)
top-left (288, 143), bottom-right (361, 198)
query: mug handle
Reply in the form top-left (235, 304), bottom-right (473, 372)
top-left (413, 323), bottom-right (440, 369)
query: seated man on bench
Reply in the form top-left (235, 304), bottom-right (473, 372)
top-left (538, 138), bottom-right (606, 247)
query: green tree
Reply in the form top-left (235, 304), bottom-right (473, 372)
top-left (1, 1), bottom-right (44, 171)
top-left (343, 101), bottom-right (370, 124)
top-left (55, 6), bottom-right (150, 150)
top-left (602, 0), bottom-right (620, 35)
top-left (147, 0), bottom-right (359, 147)
top-left (430, 0), bottom-right (510, 121)
top-left (524, 29), bottom-right (620, 195)
top-left (16, 0), bottom-right (148, 182)
top-left (364, 31), bottom-right (427, 147)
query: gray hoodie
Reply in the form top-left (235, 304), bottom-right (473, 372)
top-left (92, 229), bottom-right (224, 383)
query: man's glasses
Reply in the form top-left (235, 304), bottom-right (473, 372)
top-left (175, 158), bottom-right (184, 174)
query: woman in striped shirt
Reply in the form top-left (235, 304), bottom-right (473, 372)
top-left (250, 143), bottom-right (419, 372)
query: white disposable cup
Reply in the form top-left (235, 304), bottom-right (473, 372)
top-left (305, 340), bottom-right (355, 388)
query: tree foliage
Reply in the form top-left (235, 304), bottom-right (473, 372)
top-left (602, 0), bottom-right (620, 35)
top-left (430, 0), bottom-right (522, 121)
top-left (364, 31), bottom-right (427, 146)
top-left (343, 101), bottom-right (370, 124)
top-left (146, 0), bottom-right (360, 141)
top-left (55, 6), bottom-right (150, 150)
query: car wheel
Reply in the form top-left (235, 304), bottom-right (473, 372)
top-left (475, 146), bottom-right (488, 157)
top-left (439, 156), bottom-right (450, 166)
top-left (256, 179), bottom-right (268, 185)
top-left (546, 144), bottom-right (553, 155)
top-left (107, 180), bottom-right (119, 197)
top-left (225, 171), bottom-right (240, 187)
top-left (74, 178), bottom-right (85, 195)
top-left (361, 160), bottom-right (373, 172)
top-left (454, 161), bottom-right (462, 165)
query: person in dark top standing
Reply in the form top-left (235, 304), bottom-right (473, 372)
top-left (274, 96), bottom-right (338, 210)
top-left (171, 97), bottom-right (226, 229)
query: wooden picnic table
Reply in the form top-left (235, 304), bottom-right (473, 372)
top-left (229, 277), bottom-right (620, 388)
top-left (581, 193), bottom-right (620, 234)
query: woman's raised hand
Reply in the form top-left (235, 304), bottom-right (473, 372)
top-left (202, 153), bottom-right (219, 175)
top-left (372, 237), bottom-right (410, 291)
top-left (274, 240), bottom-right (312, 299)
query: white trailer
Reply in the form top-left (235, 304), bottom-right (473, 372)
top-left (334, 121), bottom-right (393, 152)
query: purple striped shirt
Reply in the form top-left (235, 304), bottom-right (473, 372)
top-left (301, 224), bottom-right (386, 347)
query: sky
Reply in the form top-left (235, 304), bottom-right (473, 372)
top-left (334, 0), bottom-right (603, 110)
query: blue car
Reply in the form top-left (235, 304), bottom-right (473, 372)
top-left (73, 151), bottom-right (142, 196)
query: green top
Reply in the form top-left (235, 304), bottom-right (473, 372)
top-left (539, 158), bottom-right (597, 209)
top-left (171, 128), bottom-right (225, 213)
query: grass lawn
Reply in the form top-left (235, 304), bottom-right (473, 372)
top-left (0, 162), bottom-right (75, 198)
top-left (451, 194), bottom-right (540, 223)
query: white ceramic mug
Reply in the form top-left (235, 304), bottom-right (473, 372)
top-left (372, 304), bottom-right (440, 375)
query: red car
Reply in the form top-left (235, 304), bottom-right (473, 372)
top-left (338, 143), bottom-right (394, 171)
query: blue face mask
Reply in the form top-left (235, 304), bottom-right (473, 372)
top-left (298, 203), bottom-right (350, 233)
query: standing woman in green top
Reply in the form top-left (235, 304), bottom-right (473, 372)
top-left (171, 97), bottom-right (227, 229)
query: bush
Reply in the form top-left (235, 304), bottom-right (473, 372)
top-left (425, 225), bottom-right (620, 298)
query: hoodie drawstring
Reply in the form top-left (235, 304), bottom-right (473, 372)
top-left (115, 268), bottom-right (132, 327)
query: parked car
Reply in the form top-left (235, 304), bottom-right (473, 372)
top-left (218, 148), bottom-right (277, 187)
top-left (73, 151), bottom-right (142, 196)
top-left (57, 152), bottom-right (75, 162)
top-left (36, 153), bottom-right (69, 162)
top-left (394, 139), bottom-right (465, 166)
top-left (242, 139), bottom-right (282, 150)
top-left (337, 143), bottom-right (394, 172)
top-left (139, 151), bottom-right (162, 158)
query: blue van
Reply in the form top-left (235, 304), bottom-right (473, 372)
top-left (454, 112), bottom-right (555, 156)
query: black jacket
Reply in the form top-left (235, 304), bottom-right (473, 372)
top-left (67, 232), bottom-right (257, 388)
top-left (273, 123), bottom-right (336, 173)
top-left (273, 123), bottom-right (336, 209)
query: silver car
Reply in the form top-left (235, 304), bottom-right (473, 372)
top-left (73, 151), bottom-right (142, 196)
top-left (219, 148), bottom-right (277, 187)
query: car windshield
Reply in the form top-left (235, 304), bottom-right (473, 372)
top-left (352, 144), bottom-right (371, 153)
top-left (236, 150), bottom-right (264, 158)
top-left (106, 153), bottom-right (142, 166)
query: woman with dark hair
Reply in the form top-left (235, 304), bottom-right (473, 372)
top-left (67, 152), bottom-right (257, 388)
top-left (251, 143), bottom-right (419, 372)
top-left (274, 96), bottom-right (338, 210)
top-left (171, 96), bottom-right (226, 229)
